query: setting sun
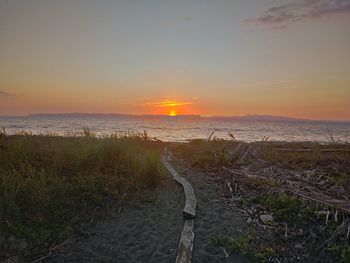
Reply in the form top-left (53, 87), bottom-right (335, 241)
top-left (143, 98), bottom-right (198, 116)
top-left (1, 1), bottom-right (350, 261)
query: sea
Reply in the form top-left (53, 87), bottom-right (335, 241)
top-left (0, 115), bottom-right (349, 143)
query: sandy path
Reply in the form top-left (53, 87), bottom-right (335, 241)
top-left (171, 159), bottom-right (250, 263)
top-left (48, 177), bottom-right (185, 263)
top-left (172, 160), bottom-right (250, 263)
top-left (46, 159), bottom-right (250, 263)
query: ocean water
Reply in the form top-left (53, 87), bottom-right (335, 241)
top-left (0, 115), bottom-right (349, 143)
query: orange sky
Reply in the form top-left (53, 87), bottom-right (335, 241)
top-left (0, 1), bottom-right (350, 120)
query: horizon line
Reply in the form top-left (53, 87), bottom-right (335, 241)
top-left (1, 112), bottom-right (349, 123)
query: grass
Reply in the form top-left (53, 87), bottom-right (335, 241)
top-left (172, 139), bottom-right (238, 168)
top-left (211, 234), bottom-right (273, 262)
top-left (0, 132), bottom-right (163, 259)
top-left (173, 139), bottom-right (350, 262)
top-left (250, 193), bottom-right (315, 223)
top-left (341, 247), bottom-right (350, 263)
top-left (173, 139), bottom-right (350, 191)
top-left (260, 142), bottom-right (350, 192)
top-left (260, 142), bottom-right (350, 169)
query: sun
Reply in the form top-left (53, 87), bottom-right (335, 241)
top-left (169, 110), bottom-right (177, 116)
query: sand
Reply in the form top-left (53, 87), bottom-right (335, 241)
top-left (171, 159), bottom-right (250, 263)
top-left (46, 160), bottom-right (250, 263)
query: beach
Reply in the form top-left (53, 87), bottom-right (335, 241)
top-left (1, 133), bottom-right (349, 262)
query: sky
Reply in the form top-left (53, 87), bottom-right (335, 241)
top-left (0, 0), bottom-right (349, 120)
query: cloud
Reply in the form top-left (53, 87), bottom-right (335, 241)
top-left (0, 90), bottom-right (14, 97)
top-left (145, 98), bottom-right (197, 108)
top-left (245, 0), bottom-right (350, 29)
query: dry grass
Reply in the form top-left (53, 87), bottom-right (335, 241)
top-left (171, 139), bottom-right (350, 262)
top-left (0, 132), bottom-right (163, 260)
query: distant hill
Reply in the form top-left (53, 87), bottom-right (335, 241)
top-left (27, 113), bottom-right (202, 119)
top-left (208, 114), bottom-right (310, 122)
top-left (20, 113), bottom-right (348, 123)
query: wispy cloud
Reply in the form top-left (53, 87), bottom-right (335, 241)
top-left (145, 97), bottom-right (197, 107)
top-left (245, 0), bottom-right (350, 30)
top-left (145, 101), bottom-right (192, 107)
top-left (0, 90), bottom-right (14, 97)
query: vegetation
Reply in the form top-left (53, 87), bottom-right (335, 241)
top-left (172, 139), bottom-right (350, 262)
top-left (260, 142), bottom-right (350, 170)
top-left (172, 138), bottom-right (237, 168)
top-left (0, 131), bottom-right (163, 260)
top-left (211, 234), bottom-right (274, 262)
top-left (250, 193), bottom-right (315, 223)
top-left (174, 139), bottom-right (350, 191)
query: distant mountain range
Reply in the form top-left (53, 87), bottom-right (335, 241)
top-left (209, 114), bottom-right (310, 122)
top-left (27, 113), bottom-right (201, 119)
top-left (20, 113), bottom-right (349, 123)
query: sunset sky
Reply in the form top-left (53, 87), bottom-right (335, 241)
top-left (0, 0), bottom-right (349, 120)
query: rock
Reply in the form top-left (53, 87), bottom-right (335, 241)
top-left (18, 240), bottom-right (27, 250)
top-left (254, 205), bottom-right (266, 211)
top-left (259, 214), bottom-right (274, 224)
top-left (8, 235), bottom-right (15, 243)
top-left (294, 244), bottom-right (304, 249)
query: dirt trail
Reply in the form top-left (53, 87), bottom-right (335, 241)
top-left (171, 158), bottom-right (250, 263)
top-left (46, 159), bottom-right (250, 263)
top-left (48, 177), bottom-right (184, 263)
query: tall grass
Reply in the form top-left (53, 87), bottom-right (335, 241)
top-left (0, 133), bottom-right (162, 259)
top-left (172, 139), bottom-right (238, 168)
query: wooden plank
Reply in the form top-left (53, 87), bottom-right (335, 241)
top-left (162, 157), bottom-right (197, 219)
top-left (161, 155), bottom-right (197, 263)
top-left (175, 219), bottom-right (195, 263)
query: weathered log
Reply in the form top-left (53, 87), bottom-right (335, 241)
top-left (295, 193), bottom-right (350, 214)
top-left (162, 157), bottom-right (197, 219)
top-left (222, 166), bottom-right (258, 179)
top-left (176, 219), bottom-right (195, 263)
top-left (223, 166), bottom-right (350, 215)
top-left (162, 154), bottom-right (196, 263)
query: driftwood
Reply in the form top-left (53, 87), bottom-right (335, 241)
top-left (162, 157), bottom-right (197, 219)
top-left (175, 219), bottom-right (195, 263)
top-left (296, 193), bottom-right (350, 214)
top-left (222, 166), bottom-right (259, 179)
top-left (276, 148), bottom-right (350, 152)
top-left (222, 166), bottom-right (350, 215)
top-left (162, 154), bottom-right (197, 263)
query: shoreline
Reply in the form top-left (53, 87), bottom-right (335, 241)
top-left (1, 130), bottom-right (350, 144)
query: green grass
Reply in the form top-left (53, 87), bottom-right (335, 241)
top-left (0, 132), bottom-right (163, 259)
top-left (172, 139), bottom-right (238, 168)
top-left (250, 193), bottom-right (314, 223)
top-left (211, 234), bottom-right (265, 262)
top-left (341, 247), bottom-right (350, 263)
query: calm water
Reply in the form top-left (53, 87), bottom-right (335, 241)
top-left (0, 116), bottom-right (349, 143)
